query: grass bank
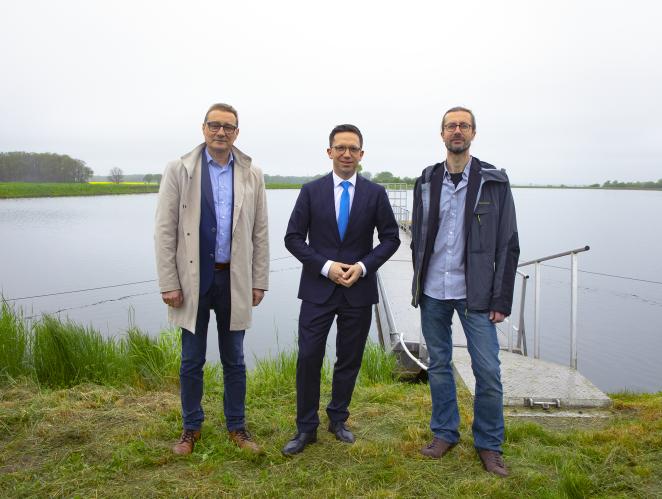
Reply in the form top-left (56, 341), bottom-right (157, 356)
top-left (266, 183), bottom-right (302, 189)
top-left (1, 303), bottom-right (660, 497)
top-left (0, 182), bottom-right (160, 198)
top-left (0, 181), bottom-right (303, 199)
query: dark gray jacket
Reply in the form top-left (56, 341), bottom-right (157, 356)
top-left (410, 157), bottom-right (520, 315)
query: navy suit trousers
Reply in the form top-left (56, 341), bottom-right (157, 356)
top-left (296, 286), bottom-right (372, 432)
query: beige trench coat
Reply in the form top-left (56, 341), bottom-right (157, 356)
top-left (154, 143), bottom-right (269, 333)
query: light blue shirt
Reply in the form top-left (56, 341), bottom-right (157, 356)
top-left (205, 148), bottom-right (233, 263)
top-left (423, 158), bottom-right (472, 300)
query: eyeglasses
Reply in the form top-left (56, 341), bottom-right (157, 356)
top-left (443, 122), bottom-right (472, 132)
top-left (206, 121), bottom-right (238, 134)
top-left (332, 145), bottom-right (362, 155)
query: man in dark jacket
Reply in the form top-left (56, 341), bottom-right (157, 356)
top-left (410, 107), bottom-right (519, 477)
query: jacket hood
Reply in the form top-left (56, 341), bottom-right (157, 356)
top-left (480, 167), bottom-right (510, 184)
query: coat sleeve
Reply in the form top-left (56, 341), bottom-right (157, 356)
top-left (359, 185), bottom-right (400, 274)
top-left (489, 182), bottom-right (520, 315)
top-left (284, 184), bottom-right (328, 274)
top-left (154, 161), bottom-right (183, 293)
top-left (251, 166), bottom-right (269, 291)
top-left (410, 176), bottom-right (422, 268)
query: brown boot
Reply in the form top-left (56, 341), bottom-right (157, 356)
top-left (477, 449), bottom-right (509, 477)
top-left (420, 437), bottom-right (457, 458)
top-left (229, 429), bottom-right (263, 454)
top-left (172, 429), bottom-right (201, 455)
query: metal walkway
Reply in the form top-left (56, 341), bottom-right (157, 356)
top-left (375, 228), bottom-right (611, 409)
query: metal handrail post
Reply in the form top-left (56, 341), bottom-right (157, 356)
top-left (534, 262), bottom-right (541, 359)
top-left (517, 273), bottom-right (528, 355)
top-left (508, 319), bottom-right (514, 352)
top-left (570, 252), bottom-right (578, 369)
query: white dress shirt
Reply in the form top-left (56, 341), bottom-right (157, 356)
top-left (321, 172), bottom-right (367, 278)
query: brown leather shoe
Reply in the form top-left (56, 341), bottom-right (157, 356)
top-left (172, 429), bottom-right (201, 455)
top-left (420, 437), bottom-right (456, 458)
top-left (229, 429), bottom-right (263, 454)
top-left (478, 449), bottom-right (509, 477)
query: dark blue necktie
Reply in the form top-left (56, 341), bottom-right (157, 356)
top-left (337, 180), bottom-right (350, 240)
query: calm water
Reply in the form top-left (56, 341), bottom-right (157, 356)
top-left (1, 189), bottom-right (661, 393)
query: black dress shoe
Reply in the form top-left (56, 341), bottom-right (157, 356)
top-left (328, 421), bottom-right (355, 443)
top-left (281, 431), bottom-right (317, 456)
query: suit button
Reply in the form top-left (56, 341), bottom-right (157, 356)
top-left (211, 227), bottom-right (216, 233)
top-left (210, 253), bottom-right (214, 259)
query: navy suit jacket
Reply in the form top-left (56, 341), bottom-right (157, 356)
top-left (199, 152), bottom-right (216, 296)
top-left (284, 173), bottom-right (400, 306)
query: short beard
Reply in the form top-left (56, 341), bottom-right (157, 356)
top-left (445, 140), bottom-right (471, 154)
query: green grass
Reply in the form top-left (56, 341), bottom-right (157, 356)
top-left (265, 183), bottom-right (302, 189)
top-left (1, 303), bottom-right (661, 497)
top-left (0, 182), bottom-right (159, 198)
top-left (0, 181), bottom-right (304, 198)
top-left (0, 302), bottom-right (29, 382)
top-left (123, 327), bottom-right (181, 389)
top-left (0, 302), bottom-right (181, 389)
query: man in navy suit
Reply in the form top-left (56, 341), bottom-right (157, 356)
top-left (282, 124), bottom-right (400, 455)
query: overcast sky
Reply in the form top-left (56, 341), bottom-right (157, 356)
top-left (2, 0), bottom-right (660, 184)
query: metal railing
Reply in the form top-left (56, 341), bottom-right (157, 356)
top-left (518, 245), bottom-right (590, 369)
top-left (498, 270), bottom-right (529, 355)
top-left (376, 183), bottom-right (591, 371)
top-left (376, 272), bottom-right (429, 371)
top-left (380, 183), bottom-right (410, 228)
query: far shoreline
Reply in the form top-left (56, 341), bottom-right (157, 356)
top-left (1, 182), bottom-right (660, 199)
top-left (0, 182), bottom-right (303, 199)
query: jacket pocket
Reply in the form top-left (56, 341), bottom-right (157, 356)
top-left (469, 204), bottom-right (494, 253)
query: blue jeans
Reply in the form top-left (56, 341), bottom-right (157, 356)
top-left (420, 294), bottom-right (504, 452)
top-left (180, 269), bottom-right (246, 432)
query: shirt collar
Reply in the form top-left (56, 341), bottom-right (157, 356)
top-left (332, 171), bottom-right (357, 187)
top-left (205, 148), bottom-right (234, 169)
top-left (443, 156), bottom-right (472, 180)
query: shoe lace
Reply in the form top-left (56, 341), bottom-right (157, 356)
top-left (233, 429), bottom-right (253, 442)
top-left (484, 451), bottom-right (505, 468)
top-left (180, 430), bottom-right (197, 444)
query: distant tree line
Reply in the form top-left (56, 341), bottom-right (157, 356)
top-left (0, 152), bottom-right (93, 183)
top-left (90, 173), bottom-right (162, 184)
top-left (142, 173), bottom-right (162, 185)
top-left (105, 169), bottom-right (163, 185)
top-left (601, 179), bottom-right (662, 189)
top-left (264, 170), bottom-right (415, 185)
top-left (264, 174), bottom-right (325, 184)
top-left (369, 171), bottom-right (416, 185)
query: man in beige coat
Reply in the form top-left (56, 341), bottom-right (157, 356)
top-left (154, 103), bottom-right (269, 455)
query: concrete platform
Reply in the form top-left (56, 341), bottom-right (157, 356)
top-left (452, 347), bottom-right (612, 408)
top-left (376, 228), bottom-right (612, 409)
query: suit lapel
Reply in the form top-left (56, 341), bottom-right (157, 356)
top-left (345, 175), bottom-right (367, 240)
top-left (321, 173), bottom-right (341, 243)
